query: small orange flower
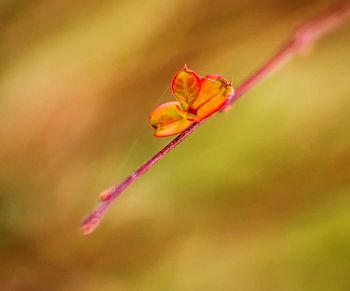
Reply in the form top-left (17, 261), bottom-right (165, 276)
top-left (149, 65), bottom-right (234, 137)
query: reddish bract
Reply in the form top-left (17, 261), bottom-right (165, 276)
top-left (149, 66), bottom-right (234, 137)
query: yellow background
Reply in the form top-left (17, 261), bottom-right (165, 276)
top-left (0, 0), bottom-right (350, 290)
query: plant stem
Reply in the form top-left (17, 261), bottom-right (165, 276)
top-left (225, 0), bottom-right (350, 106)
top-left (81, 1), bottom-right (350, 235)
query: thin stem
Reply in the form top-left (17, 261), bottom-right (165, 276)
top-left (225, 0), bottom-right (350, 106)
top-left (81, 1), bottom-right (350, 235)
top-left (81, 121), bottom-right (202, 234)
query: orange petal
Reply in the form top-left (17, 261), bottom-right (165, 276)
top-left (171, 65), bottom-right (201, 110)
top-left (149, 101), bottom-right (194, 137)
top-left (191, 75), bottom-right (234, 119)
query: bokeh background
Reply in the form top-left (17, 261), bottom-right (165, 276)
top-left (1, 0), bottom-right (350, 290)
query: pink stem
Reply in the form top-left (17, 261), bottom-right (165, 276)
top-left (81, 121), bottom-right (202, 234)
top-left (226, 0), bottom-right (350, 105)
top-left (81, 1), bottom-right (350, 235)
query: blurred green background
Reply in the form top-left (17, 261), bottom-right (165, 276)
top-left (1, 0), bottom-right (350, 290)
